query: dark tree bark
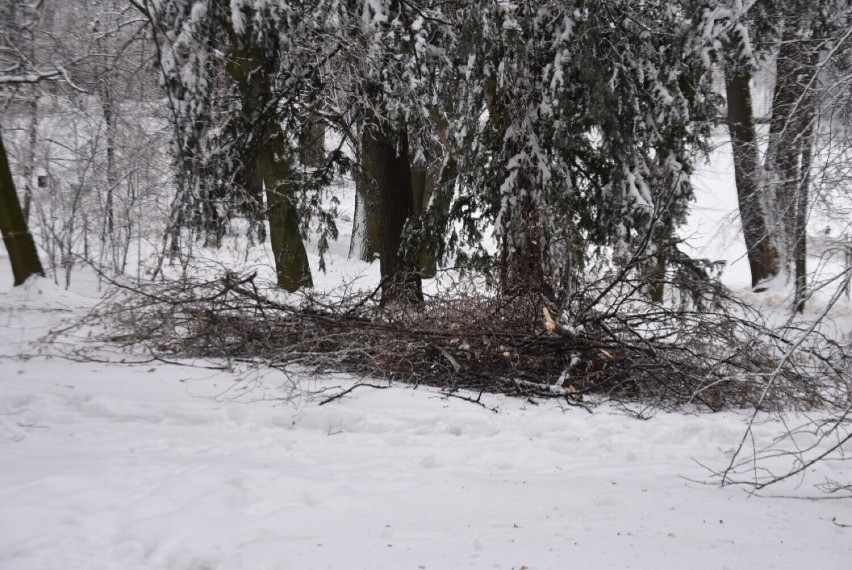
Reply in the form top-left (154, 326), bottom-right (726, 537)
top-left (725, 68), bottom-right (780, 288)
top-left (356, 115), bottom-right (454, 280)
top-left (497, 184), bottom-right (548, 295)
top-left (0, 130), bottom-right (45, 286)
top-left (647, 228), bottom-right (669, 304)
top-left (410, 165), bottom-right (427, 222)
top-left (223, 19), bottom-right (312, 292)
top-left (361, 121), bottom-right (422, 305)
top-left (255, 125), bottom-right (312, 292)
top-left (299, 112), bottom-right (326, 168)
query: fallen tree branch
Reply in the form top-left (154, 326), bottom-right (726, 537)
top-left (318, 382), bottom-right (390, 405)
top-left (51, 269), bottom-right (847, 411)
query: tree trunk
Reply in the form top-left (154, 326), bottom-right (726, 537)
top-left (794, 118), bottom-right (812, 313)
top-left (794, 48), bottom-right (819, 313)
top-left (765, 21), bottom-right (811, 265)
top-left (485, 75), bottom-right (549, 294)
top-left (255, 125), bottom-right (312, 292)
top-left (22, 94), bottom-right (37, 221)
top-left (415, 109), bottom-right (458, 279)
top-left (410, 162), bottom-right (440, 278)
top-left (361, 122), bottom-right (422, 305)
top-left (223, 24), bottom-right (313, 292)
top-left (763, 6), bottom-right (818, 308)
top-left (97, 62), bottom-right (121, 274)
top-left (411, 165), bottom-right (427, 221)
top-left (648, 234), bottom-right (668, 304)
top-left (299, 112), bottom-right (325, 168)
top-left (725, 68), bottom-right (780, 288)
top-left (100, 80), bottom-right (118, 236)
top-left (350, 125), bottom-right (378, 262)
top-left (349, 181), bottom-right (366, 259)
top-left (499, 184), bottom-right (548, 295)
top-left (0, 130), bottom-right (45, 286)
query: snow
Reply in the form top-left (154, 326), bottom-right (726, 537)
top-left (2, 126), bottom-right (851, 570)
top-left (1, 264), bottom-right (851, 569)
top-left (688, 136), bottom-right (753, 290)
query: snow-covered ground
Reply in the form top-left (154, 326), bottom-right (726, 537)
top-left (1, 274), bottom-right (851, 568)
top-left (2, 138), bottom-right (852, 569)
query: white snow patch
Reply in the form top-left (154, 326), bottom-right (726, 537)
top-left (1, 270), bottom-right (850, 569)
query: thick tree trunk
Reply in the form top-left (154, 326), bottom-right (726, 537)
top-left (255, 125), bottom-right (312, 292)
top-left (410, 166), bottom-right (427, 221)
top-left (725, 68), bottom-right (780, 288)
top-left (299, 113), bottom-right (325, 168)
top-left (499, 185), bottom-right (548, 295)
top-left (356, 143), bottom-right (450, 279)
top-left (362, 122), bottom-right (422, 305)
top-left (223, 25), bottom-right (313, 291)
top-left (0, 131), bottom-right (45, 286)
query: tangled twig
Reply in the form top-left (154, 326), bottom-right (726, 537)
top-left (53, 270), bottom-right (850, 411)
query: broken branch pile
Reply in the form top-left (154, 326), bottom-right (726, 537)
top-left (74, 271), bottom-right (847, 410)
